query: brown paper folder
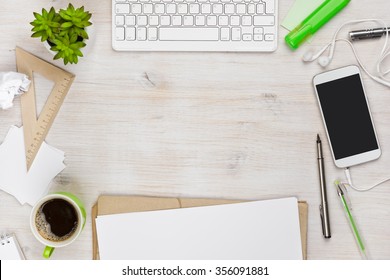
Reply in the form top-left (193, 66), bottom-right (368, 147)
top-left (92, 196), bottom-right (308, 260)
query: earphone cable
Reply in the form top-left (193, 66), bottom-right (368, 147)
top-left (308, 19), bottom-right (390, 87)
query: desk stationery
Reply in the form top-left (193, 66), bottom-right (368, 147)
top-left (0, 0), bottom-right (390, 260)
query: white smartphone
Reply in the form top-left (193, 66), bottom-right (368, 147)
top-left (313, 65), bottom-right (381, 168)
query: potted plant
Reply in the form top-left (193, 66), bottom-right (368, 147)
top-left (30, 4), bottom-right (92, 65)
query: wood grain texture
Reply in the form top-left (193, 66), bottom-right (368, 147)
top-left (0, 0), bottom-right (390, 260)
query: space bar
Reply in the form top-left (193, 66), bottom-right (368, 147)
top-left (159, 28), bottom-right (219, 41)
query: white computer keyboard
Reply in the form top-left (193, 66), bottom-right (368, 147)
top-left (112, 0), bottom-right (278, 52)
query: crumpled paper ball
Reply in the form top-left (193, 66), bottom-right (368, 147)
top-left (0, 72), bottom-right (31, 110)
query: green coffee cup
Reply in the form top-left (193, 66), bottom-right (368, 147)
top-left (30, 192), bottom-right (86, 259)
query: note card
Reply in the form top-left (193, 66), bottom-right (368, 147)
top-left (0, 126), bottom-right (65, 206)
top-left (282, 0), bottom-right (325, 31)
top-left (96, 197), bottom-right (303, 260)
top-left (0, 234), bottom-right (25, 260)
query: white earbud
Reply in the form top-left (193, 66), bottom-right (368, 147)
top-left (318, 56), bottom-right (330, 67)
top-left (302, 51), bottom-right (315, 62)
top-left (302, 43), bottom-right (332, 62)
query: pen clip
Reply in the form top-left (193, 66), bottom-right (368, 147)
top-left (319, 204), bottom-right (325, 236)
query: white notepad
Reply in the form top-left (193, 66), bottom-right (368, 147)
top-left (96, 197), bottom-right (303, 260)
top-left (0, 234), bottom-right (25, 260)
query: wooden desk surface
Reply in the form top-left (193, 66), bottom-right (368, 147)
top-left (1, 0), bottom-right (389, 260)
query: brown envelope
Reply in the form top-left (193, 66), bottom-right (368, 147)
top-left (92, 196), bottom-right (308, 260)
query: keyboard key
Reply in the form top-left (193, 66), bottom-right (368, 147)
top-left (115, 27), bottom-right (125, 40)
top-left (126, 27), bottom-right (136, 40)
top-left (232, 28), bottom-right (241, 41)
top-left (126, 15), bottom-right (136, 26)
top-left (137, 15), bottom-right (148, 26)
top-left (155, 4), bottom-right (165, 14)
top-left (178, 4), bottom-right (188, 14)
top-left (212, 4), bottom-right (223, 14)
top-left (149, 28), bottom-right (158, 40)
top-left (236, 4), bottom-right (246, 14)
top-left (166, 4), bottom-right (176, 14)
top-left (247, 4), bottom-right (255, 14)
top-left (115, 4), bottom-right (130, 14)
top-left (131, 4), bottom-right (142, 14)
top-left (201, 4), bottom-right (211, 14)
top-left (257, 3), bottom-right (265, 14)
top-left (253, 27), bottom-right (264, 34)
top-left (207, 15), bottom-right (217, 26)
top-left (218, 15), bottom-right (228, 26)
top-left (265, 33), bottom-right (274, 41)
top-left (183, 15), bottom-right (194, 25)
top-left (149, 15), bottom-right (159, 26)
top-left (225, 4), bottom-right (234, 14)
top-left (160, 15), bottom-right (171, 26)
top-left (190, 4), bottom-right (200, 14)
top-left (263, 0), bottom-right (275, 14)
top-left (172, 15), bottom-right (182, 26)
top-left (143, 4), bottom-right (153, 14)
top-left (220, 27), bottom-right (230, 41)
top-left (253, 15), bottom-right (274, 26)
top-left (254, 34), bottom-right (263, 41)
top-left (230, 15), bottom-right (240, 26)
top-left (115, 15), bottom-right (125, 26)
top-left (196, 15), bottom-right (206, 26)
top-left (159, 28), bottom-right (219, 41)
top-left (243, 34), bottom-right (252, 41)
top-left (242, 16), bottom-right (251, 26)
top-left (137, 27), bottom-right (147, 40)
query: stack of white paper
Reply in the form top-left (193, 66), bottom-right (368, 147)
top-left (0, 126), bottom-right (65, 206)
top-left (96, 197), bottom-right (303, 260)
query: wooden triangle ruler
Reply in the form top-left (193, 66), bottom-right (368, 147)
top-left (15, 47), bottom-right (75, 171)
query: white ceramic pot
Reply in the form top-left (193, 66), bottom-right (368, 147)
top-left (43, 24), bottom-right (95, 62)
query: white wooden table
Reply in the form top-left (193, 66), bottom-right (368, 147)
top-left (1, 0), bottom-right (389, 260)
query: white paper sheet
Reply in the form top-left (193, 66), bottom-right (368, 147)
top-left (96, 197), bottom-right (303, 260)
top-left (0, 126), bottom-right (66, 206)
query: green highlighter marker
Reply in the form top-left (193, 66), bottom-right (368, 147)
top-left (285, 0), bottom-right (351, 49)
top-left (334, 180), bottom-right (367, 259)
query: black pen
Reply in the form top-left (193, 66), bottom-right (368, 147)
top-left (317, 134), bottom-right (331, 238)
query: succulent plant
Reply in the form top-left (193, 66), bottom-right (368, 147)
top-left (30, 4), bottom-right (92, 65)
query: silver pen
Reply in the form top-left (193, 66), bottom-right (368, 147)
top-left (349, 27), bottom-right (390, 41)
top-left (317, 134), bottom-right (331, 238)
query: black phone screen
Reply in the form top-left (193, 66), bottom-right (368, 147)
top-left (316, 73), bottom-right (378, 160)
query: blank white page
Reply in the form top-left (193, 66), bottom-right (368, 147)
top-left (96, 197), bottom-right (302, 260)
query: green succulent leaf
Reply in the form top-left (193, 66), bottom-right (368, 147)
top-left (61, 21), bottom-right (73, 28)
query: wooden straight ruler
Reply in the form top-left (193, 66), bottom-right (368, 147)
top-left (15, 47), bottom-right (75, 171)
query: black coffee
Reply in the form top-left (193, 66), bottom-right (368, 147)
top-left (35, 198), bottom-right (79, 242)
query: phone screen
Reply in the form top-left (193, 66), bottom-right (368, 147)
top-left (316, 73), bottom-right (378, 160)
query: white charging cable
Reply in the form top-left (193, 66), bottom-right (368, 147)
top-left (343, 167), bottom-right (390, 192)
